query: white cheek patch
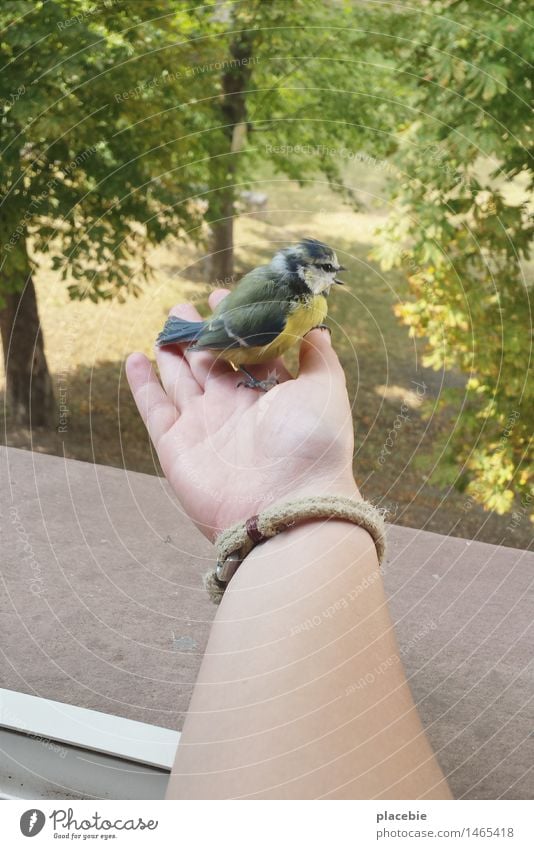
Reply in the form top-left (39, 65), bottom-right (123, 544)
top-left (305, 268), bottom-right (333, 294)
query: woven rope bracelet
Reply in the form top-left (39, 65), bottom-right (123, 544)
top-left (204, 495), bottom-right (387, 604)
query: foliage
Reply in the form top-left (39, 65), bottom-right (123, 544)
top-left (1, 0), bottom-right (403, 300)
top-left (0, 0), bottom-right (219, 301)
top-left (373, 0), bottom-right (533, 516)
top-left (1, 0), bottom-right (531, 518)
top-left (211, 0), bottom-right (408, 221)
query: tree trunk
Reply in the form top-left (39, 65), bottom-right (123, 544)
top-left (0, 246), bottom-right (55, 429)
top-left (209, 28), bottom-right (255, 284)
top-left (210, 188), bottom-right (236, 285)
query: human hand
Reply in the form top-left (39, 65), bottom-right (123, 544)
top-left (126, 289), bottom-right (359, 540)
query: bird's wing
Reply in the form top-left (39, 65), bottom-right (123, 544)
top-left (192, 297), bottom-right (289, 350)
top-left (191, 268), bottom-right (293, 350)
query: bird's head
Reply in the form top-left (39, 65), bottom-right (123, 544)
top-left (271, 238), bottom-right (345, 294)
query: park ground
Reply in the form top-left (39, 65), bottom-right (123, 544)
top-left (2, 161), bottom-right (531, 551)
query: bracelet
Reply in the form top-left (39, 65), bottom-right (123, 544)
top-left (204, 495), bottom-right (387, 603)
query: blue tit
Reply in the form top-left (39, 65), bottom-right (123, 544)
top-left (156, 237), bottom-right (346, 391)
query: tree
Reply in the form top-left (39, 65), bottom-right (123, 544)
top-left (1, 0), bottom-right (403, 428)
top-left (0, 0), bottom-right (216, 427)
top-left (373, 0), bottom-right (533, 517)
top-left (198, 0), bottom-right (402, 282)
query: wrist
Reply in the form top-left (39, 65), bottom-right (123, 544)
top-left (207, 490), bottom-right (385, 603)
top-left (257, 475), bottom-right (362, 514)
top-left (246, 514), bottom-right (377, 561)
top-left (224, 518), bottom-right (380, 603)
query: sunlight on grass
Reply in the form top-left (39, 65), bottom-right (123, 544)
top-left (374, 384), bottom-right (426, 409)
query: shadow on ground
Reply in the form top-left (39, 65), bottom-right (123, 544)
top-left (2, 359), bottom-right (162, 478)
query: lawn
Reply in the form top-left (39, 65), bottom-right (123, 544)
top-left (2, 161), bottom-right (530, 550)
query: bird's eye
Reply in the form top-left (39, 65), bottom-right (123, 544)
top-left (319, 263), bottom-right (335, 273)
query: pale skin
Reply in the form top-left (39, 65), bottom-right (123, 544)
top-left (126, 289), bottom-right (452, 800)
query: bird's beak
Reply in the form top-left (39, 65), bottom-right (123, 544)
top-left (335, 265), bottom-right (346, 283)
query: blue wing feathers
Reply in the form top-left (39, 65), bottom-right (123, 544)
top-left (156, 316), bottom-right (205, 346)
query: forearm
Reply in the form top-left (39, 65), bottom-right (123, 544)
top-left (167, 520), bottom-right (451, 799)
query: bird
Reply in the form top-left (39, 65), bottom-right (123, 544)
top-left (156, 237), bottom-right (346, 391)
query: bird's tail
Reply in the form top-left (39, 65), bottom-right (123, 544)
top-left (156, 316), bottom-right (206, 346)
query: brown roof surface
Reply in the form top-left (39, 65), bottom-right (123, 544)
top-left (1, 446), bottom-right (532, 799)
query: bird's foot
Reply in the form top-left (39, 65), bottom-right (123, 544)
top-left (236, 367), bottom-right (279, 393)
top-left (305, 323), bottom-right (331, 336)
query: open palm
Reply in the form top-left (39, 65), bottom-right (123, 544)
top-left (127, 290), bottom-right (359, 540)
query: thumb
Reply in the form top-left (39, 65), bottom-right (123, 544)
top-left (298, 328), bottom-right (345, 384)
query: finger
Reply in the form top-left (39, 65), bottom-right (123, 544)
top-left (168, 301), bottom-right (204, 328)
top-left (170, 301), bottom-right (229, 388)
top-left (155, 344), bottom-right (202, 410)
top-left (298, 328), bottom-right (345, 385)
top-left (126, 352), bottom-right (178, 447)
top-left (157, 300), bottom-right (204, 406)
top-left (208, 287), bottom-right (231, 310)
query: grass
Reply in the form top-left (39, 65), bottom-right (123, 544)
top-left (2, 160), bottom-right (530, 550)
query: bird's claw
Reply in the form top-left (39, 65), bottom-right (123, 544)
top-left (305, 323), bottom-right (331, 336)
top-left (236, 375), bottom-right (279, 392)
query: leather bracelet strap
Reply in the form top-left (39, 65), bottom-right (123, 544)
top-left (245, 515), bottom-right (265, 544)
top-left (204, 495), bottom-right (387, 604)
